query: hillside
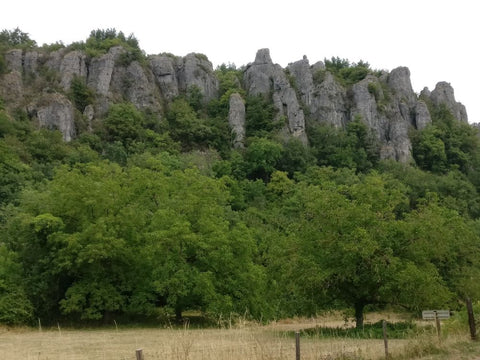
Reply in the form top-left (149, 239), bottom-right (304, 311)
top-left (1, 29), bottom-right (480, 327)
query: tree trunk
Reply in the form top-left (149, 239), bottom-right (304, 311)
top-left (354, 302), bottom-right (365, 329)
top-left (175, 306), bottom-right (182, 323)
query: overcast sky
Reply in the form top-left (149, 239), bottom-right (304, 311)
top-left (3, 0), bottom-right (478, 123)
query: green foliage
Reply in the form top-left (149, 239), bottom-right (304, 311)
top-left (278, 138), bottom-right (315, 177)
top-left (301, 321), bottom-right (417, 339)
top-left (324, 57), bottom-right (370, 86)
top-left (245, 95), bottom-right (280, 138)
top-left (412, 104), bottom-right (480, 175)
top-left (0, 28), bottom-right (37, 49)
top-left (69, 75), bottom-right (95, 112)
top-left (69, 28), bottom-right (144, 62)
top-left (166, 98), bottom-right (213, 151)
top-left (308, 119), bottom-right (379, 172)
top-left (243, 137), bottom-right (283, 182)
top-left (0, 37), bottom-right (479, 328)
top-left (103, 103), bottom-right (145, 147)
top-left (1, 161), bottom-right (267, 321)
top-left (0, 245), bottom-right (33, 325)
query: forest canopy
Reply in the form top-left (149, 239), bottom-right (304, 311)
top-left (1, 29), bottom-right (480, 327)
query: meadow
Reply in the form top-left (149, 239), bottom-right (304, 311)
top-left (1, 312), bottom-right (479, 360)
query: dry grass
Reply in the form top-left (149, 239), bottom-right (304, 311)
top-left (0, 313), bottom-right (479, 360)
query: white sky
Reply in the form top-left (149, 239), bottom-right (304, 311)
top-left (2, 0), bottom-right (479, 123)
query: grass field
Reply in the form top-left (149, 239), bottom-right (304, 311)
top-left (1, 312), bottom-right (479, 360)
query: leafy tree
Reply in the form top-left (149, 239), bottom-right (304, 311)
top-left (278, 138), bottom-right (315, 177)
top-left (69, 75), bottom-right (95, 112)
top-left (0, 244), bottom-right (33, 325)
top-left (308, 119), bottom-right (379, 172)
top-left (245, 95), bottom-right (280, 138)
top-left (103, 103), bottom-right (145, 148)
top-left (166, 98), bottom-right (213, 151)
top-left (269, 172), bottom-right (464, 328)
top-left (0, 28), bottom-right (36, 49)
top-left (324, 57), bottom-right (370, 86)
top-left (2, 160), bottom-right (268, 322)
top-left (243, 137), bottom-right (283, 182)
top-left (412, 104), bottom-right (480, 175)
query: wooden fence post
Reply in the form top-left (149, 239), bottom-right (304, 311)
top-left (434, 311), bottom-right (441, 338)
top-left (295, 331), bottom-right (300, 360)
top-left (466, 298), bottom-right (477, 340)
top-left (382, 320), bottom-right (389, 359)
top-left (136, 348), bottom-right (143, 360)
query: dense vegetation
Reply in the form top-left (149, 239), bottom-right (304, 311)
top-left (1, 30), bottom-right (480, 328)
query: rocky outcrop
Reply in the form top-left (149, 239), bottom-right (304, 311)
top-left (414, 100), bottom-right (432, 130)
top-left (150, 53), bottom-right (219, 103)
top-left (244, 49), bottom-right (307, 143)
top-left (110, 60), bottom-right (161, 112)
top-left (59, 50), bottom-right (88, 90)
top-left (0, 44), bottom-right (470, 160)
top-left (178, 53), bottom-right (219, 102)
top-left (288, 58), bottom-right (347, 129)
top-left (87, 46), bottom-right (124, 97)
top-left (429, 82), bottom-right (468, 123)
top-left (228, 93), bottom-right (246, 148)
top-left (150, 54), bottom-right (180, 100)
top-left (32, 93), bottom-right (75, 141)
top-left (4, 49), bottom-right (23, 73)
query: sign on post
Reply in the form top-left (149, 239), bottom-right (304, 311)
top-left (422, 310), bottom-right (450, 320)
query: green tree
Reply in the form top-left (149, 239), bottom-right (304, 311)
top-left (271, 172), bottom-right (459, 327)
top-left (243, 137), bottom-right (283, 182)
top-left (0, 244), bottom-right (33, 325)
top-left (0, 28), bottom-right (36, 49)
top-left (103, 103), bottom-right (145, 147)
top-left (166, 98), bottom-right (213, 151)
top-left (245, 95), bottom-right (280, 138)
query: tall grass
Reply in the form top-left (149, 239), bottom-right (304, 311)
top-left (0, 314), bottom-right (478, 360)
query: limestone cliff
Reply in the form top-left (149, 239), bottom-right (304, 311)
top-left (0, 44), bottom-right (469, 162)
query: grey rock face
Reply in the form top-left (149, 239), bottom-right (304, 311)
top-left (0, 72), bottom-right (24, 109)
top-left (110, 60), bottom-right (161, 112)
top-left (177, 53), bottom-right (219, 102)
top-left (59, 51), bottom-right (88, 90)
top-left (4, 49), bottom-right (23, 73)
top-left (35, 94), bottom-right (75, 141)
top-left (414, 100), bottom-right (432, 130)
top-left (150, 53), bottom-right (219, 102)
top-left (311, 71), bottom-right (348, 128)
top-left (150, 55), bottom-right (180, 100)
top-left (351, 73), bottom-right (414, 163)
top-left (289, 58), bottom-right (347, 128)
top-left (351, 75), bottom-right (381, 129)
top-left (228, 93), bottom-right (246, 148)
top-left (87, 46), bottom-right (124, 96)
top-left (430, 82), bottom-right (468, 122)
top-left (244, 49), bottom-right (307, 142)
top-left (24, 51), bottom-right (39, 76)
top-left (388, 67), bottom-right (416, 106)
top-left (287, 57), bottom-right (313, 108)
